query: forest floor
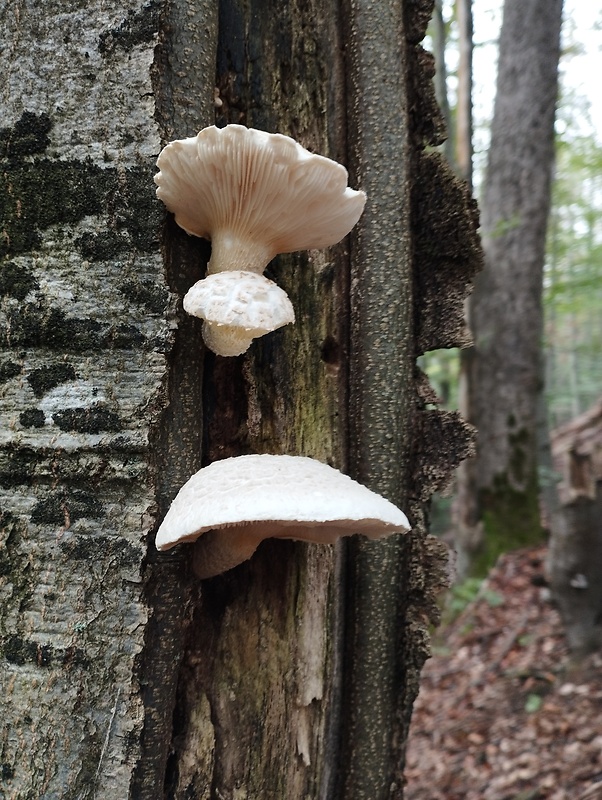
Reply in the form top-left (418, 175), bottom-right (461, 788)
top-left (405, 545), bottom-right (602, 800)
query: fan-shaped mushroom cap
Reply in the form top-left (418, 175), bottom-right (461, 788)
top-left (183, 270), bottom-right (294, 356)
top-left (155, 454), bottom-right (410, 578)
top-left (154, 125), bottom-right (366, 274)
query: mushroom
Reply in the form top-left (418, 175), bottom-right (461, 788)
top-left (154, 124), bottom-right (367, 275)
top-left (183, 270), bottom-right (295, 356)
top-left (155, 454), bottom-right (410, 578)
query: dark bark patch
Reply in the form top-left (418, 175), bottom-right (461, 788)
top-left (76, 230), bottom-right (130, 260)
top-left (0, 360), bottom-right (22, 383)
top-left (30, 488), bottom-right (104, 526)
top-left (98, 0), bottom-right (162, 55)
top-left (0, 111), bottom-right (52, 159)
top-left (1, 305), bottom-right (149, 352)
top-left (3, 635), bottom-right (53, 667)
top-left (0, 160), bottom-right (159, 258)
top-left (412, 151), bottom-right (483, 354)
top-left (1, 305), bottom-right (103, 350)
top-left (0, 448), bottom-right (40, 487)
top-left (0, 261), bottom-right (39, 299)
top-left (0, 160), bottom-right (109, 257)
top-left (28, 363), bottom-right (78, 397)
top-left (1, 635), bottom-right (89, 670)
top-left (19, 409), bottom-right (46, 428)
top-left (120, 280), bottom-right (169, 315)
top-left (105, 324), bottom-right (147, 349)
top-left (60, 535), bottom-right (140, 567)
top-left (52, 404), bottom-right (122, 434)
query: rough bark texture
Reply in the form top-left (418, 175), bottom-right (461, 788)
top-left (455, 0), bottom-right (563, 575)
top-left (548, 401), bottom-right (602, 655)
top-left (0, 2), bottom-right (166, 796)
top-left (1, 0), bottom-right (479, 798)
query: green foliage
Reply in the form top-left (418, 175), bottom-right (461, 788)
top-left (524, 693), bottom-right (543, 714)
top-left (417, 347), bottom-right (461, 409)
top-left (445, 576), bottom-right (503, 619)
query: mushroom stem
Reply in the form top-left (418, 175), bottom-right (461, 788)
top-left (201, 321), bottom-right (256, 357)
top-left (192, 528), bottom-right (262, 579)
top-left (208, 231), bottom-right (274, 275)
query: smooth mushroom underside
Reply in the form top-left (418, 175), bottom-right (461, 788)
top-left (156, 454), bottom-right (410, 578)
top-left (154, 124), bottom-right (367, 274)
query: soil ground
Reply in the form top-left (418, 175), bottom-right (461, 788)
top-left (405, 546), bottom-right (602, 800)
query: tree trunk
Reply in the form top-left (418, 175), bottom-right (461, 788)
top-left (454, 0), bottom-right (563, 575)
top-left (455, 0), bottom-right (473, 188)
top-left (548, 401), bottom-right (602, 655)
top-left (0, 1), bottom-right (478, 797)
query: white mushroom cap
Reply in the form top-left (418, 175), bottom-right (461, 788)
top-left (183, 270), bottom-right (295, 356)
top-left (155, 454), bottom-right (410, 578)
top-left (154, 125), bottom-right (366, 274)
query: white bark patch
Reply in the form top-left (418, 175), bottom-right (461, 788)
top-left (2, 1), bottom-right (161, 165)
top-left (0, 1), bottom-right (167, 795)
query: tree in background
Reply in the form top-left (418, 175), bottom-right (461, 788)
top-left (0, 0), bottom-right (479, 796)
top-left (454, 0), bottom-right (563, 574)
top-left (545, 133), bottom-right (602, 427)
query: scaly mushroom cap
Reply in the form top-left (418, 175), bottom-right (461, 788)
top-left (156, 454), bottom-right (410, 578)
top-left (183, 270), bottom-right (295, 356)
top-left (154, 125), bottom-right (366, 274)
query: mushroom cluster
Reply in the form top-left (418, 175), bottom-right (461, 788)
top-left (155, 124), bottom-right (366, 356)
top-left (156, 454), bottom-right (410, 578)
top-left (154, 126), bottom-right (410, 578)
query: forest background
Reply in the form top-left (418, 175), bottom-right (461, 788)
top-left (424, 0), bottom-right (602, 533)
top-left (406, 3), bottom-right (602, 797)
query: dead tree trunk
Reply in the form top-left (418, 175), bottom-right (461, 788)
top-left (548, 401), bottom-right (602, 655)
top-left (0, 0), bottom-right (478, 797)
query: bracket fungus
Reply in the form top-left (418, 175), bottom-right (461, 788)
top-left (155, 454), bottom-right (410, 578)
top-left (154, 124), bottom-right (366, 354)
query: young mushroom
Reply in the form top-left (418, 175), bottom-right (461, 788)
top-left (154, 125), bottom-right (366, 355)
top-left (183, 271), bottom-right (294, 357)
top-left (155, 454), bottom-right (411, 579)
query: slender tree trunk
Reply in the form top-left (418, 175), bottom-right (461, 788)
top-left (455, 0), bottom-right (563, 575)
top-left (0, 1), bottom-right (479, 797)
top-left (432, 0), bottom-right (455, 167)
top-left (455, 0), bottom-right (473, 188)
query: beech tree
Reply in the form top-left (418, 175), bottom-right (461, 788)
top-left (455, 0), bottom-right (563, 574)
top-left (0, 0), bottom-right (479, 797)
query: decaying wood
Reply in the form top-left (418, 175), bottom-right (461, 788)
top-left (548, 400), bottom-right (602, 655)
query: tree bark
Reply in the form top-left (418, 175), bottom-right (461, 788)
top-left (0, 0), bottom-right (479, 797)
top-left (454, 0), bottom-right (563, 575)
top-left (548, 401), bottom-right (602, 655)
